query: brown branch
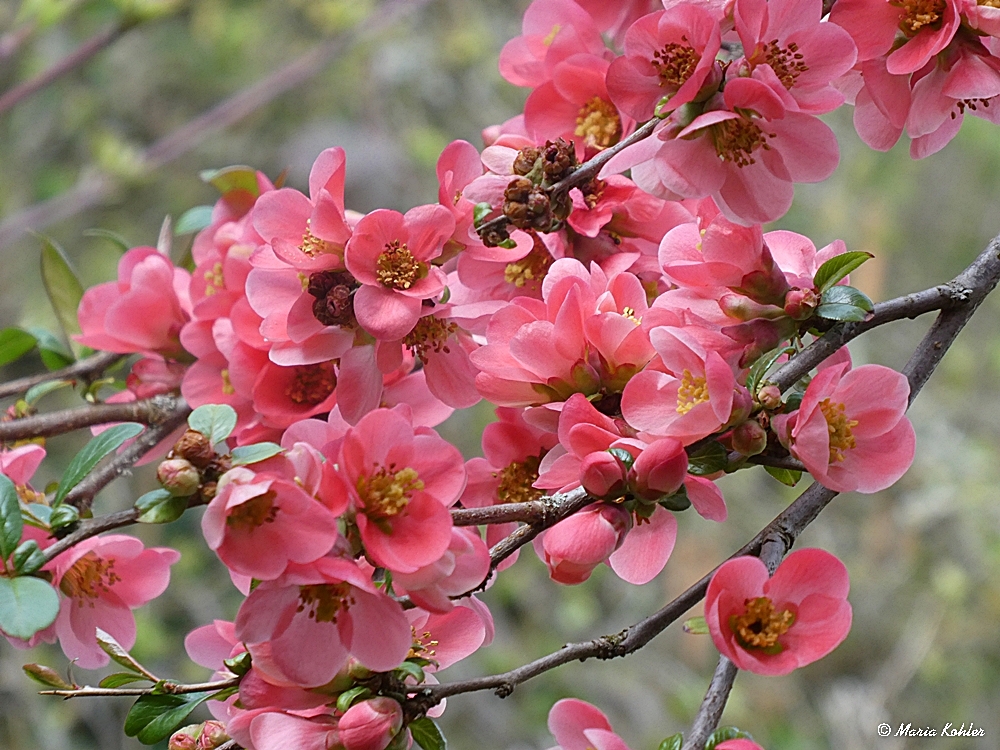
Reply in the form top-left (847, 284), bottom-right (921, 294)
top-left (0, 20), bottom-right (137, 118)
top-left (40, 507), bottom-right (139, 564)
top-left (39, 676), bottom-right (239, 698)
top-left (486, 487), bottom-right (591, 569)
top-left (0, 394), bottom-right (180, 441)
top-left (0, 350), bottom-right (123, 400)
top-left (451, 489), bottom-right (590, 527)
top-left (0, 0), bottom-right (432, 251)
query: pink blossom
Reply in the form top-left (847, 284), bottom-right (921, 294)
top-left (575, 0), bottom-right (658, 44)
top-left (406, 599), bottom-right (495, 670)
top-left (771, 363), bottom-right (915, 493)
top-left (235, 556), bottom-right (412, 686)
top-left (339, 697), bottom-right (403, 750)
top-left (705, 548), bottom-right (852, 675)
top-left (717, 740), bottom-right (766, 750)
top-left (50, 535), bottom-right (179, 669)
top-left (547, 698), bottom-right (633, 750)
top-left (77, 246), bottom-right (192, 359)
top-left (606, 6), bottom-right (723, 121)
top-left (345, 205), bottom-right (454, 341)
top-left (536, 503), bottom-right (632, 585)
top-left (249, 712), bottom-right (341, 750)
top-left (393, 527), bottom-right (491, 612)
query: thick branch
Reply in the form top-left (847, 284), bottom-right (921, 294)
top-left (0, 394), bottom-right (180, 441)
top-left (451, 489), bottom-right (590, 527)
top-left (0, 350), bottom-right (123, 400)
top-left (486, 487), bottom-right (591, 570)
top-left (41, 508), bottom-right (139, 564)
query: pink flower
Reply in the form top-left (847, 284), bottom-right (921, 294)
top-left (77, 246), bottom-right (192, 359)
top-left (393, 527), bottom-right (491, 612)
top-left (705, 548), bottom-right (852, 675)
top-left (536, 503), bottom-right (632, 585)
top-left (235, 556), bottom-right (412, 687)
top-left (717, 740), bottom-right (766, 750)
top-left (339, 697), bottom-right (403, 750)
top-left (345, 205), bottom-right (454, 341)
top-left (771, 363), bottom-right (915, 493)
top-left (606, 6), bottom-right (723, 121)
top-left (50, 535), bottom-right (179, 669)
top-left (405, 599), bottom-right (495, 671)
top-left (547, 698), bottom-right (633, 750)
top-left (250, 712), bottom-right (341, 750)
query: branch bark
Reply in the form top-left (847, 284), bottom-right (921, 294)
top-left (0, 393), bottom-right (180, 441)
top-left (39, 676), bottom-right (238, 698)
top-left (0, 350), bottom-right (123, 400)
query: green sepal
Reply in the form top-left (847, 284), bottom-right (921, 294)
top-left (764, 465), bottom-right (802, 487)
top-left (394, 660), bottom-right (427, 684)
top-left (705, 726), bottom-right (754, 750)
top-left (682, 616), bottom-right (709, 635)
top-left (223, 652), bottom-right (252, 677)
top-left (48, 504), bottom-right (80, 529)
top-left (12, 540), bottom-right (46, 575)
top-left (336, 686), bottom-right (372, 714)
top-left (658, 734), bottom-right (683, 750)
top-left (409, 716), bottom-right (447, 750)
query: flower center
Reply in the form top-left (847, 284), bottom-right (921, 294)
top-left (711, 116), bottom-right (773, 167)
top-left (59, 552), bottom-right (122, 605)
top-left (220, 368), bottom-right (235, 396)
top-left (357, 465), bottom-right (424, 521)
top-left (408, 627), bottom-right (440, 660)
top-left (203, 261), bottom-right (224, 296)
top-left (980, 0), bottom-right (1000, 7)
top-left (575, 97), bottom-right (622, 150)
top-left (953, 98), bottom-right (992, 119)
top-left (377, 240), bottom-right (424, 290)
top-left (495, 454), bottom-right (544, 504)
top-left (285, 361), bottom-right (337, 405)
top-left (652, 40), bottom-right (700, 89)
top-left (676, 369), bottom-right (709, 415)
top-left (731, 596), bottom-right (795, 650)
top-left (891, 0), bottom-right (947, 36)
top-left (504, 243), bottom-right (552, 289)
top-left (403, 316), bottom-right (458, 363)
top-left (297, 582), bottom-right (355, 623)
top-left (620, 306), bottom-right (642, 325)
top-left (762, 40), bottom-right (808, 89)
top-left (299, 220), bottom-right (333, 258)
top-left (819, 398), bottom-right (858, 463)
top-left (226, 490), bottom-right (279, 531)
top-left (308, 270), bottom-right (358, 327)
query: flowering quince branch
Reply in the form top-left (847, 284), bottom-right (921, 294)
top-left (0, 350), bottom-right (122, 400)
top-left (38, 676), bottom-right (240, 699)
top-left (0, 394), bottom-right (184, 442)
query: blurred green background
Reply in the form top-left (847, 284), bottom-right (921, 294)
top-left (2, 1), bottom-right (1000, 748)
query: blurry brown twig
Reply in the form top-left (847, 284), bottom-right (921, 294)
top-left (0, 393), bottom-right (181, 441)
top-left (0, 350), bottom-right (122, 400)
top-left (39, 675), bottom-right (239, 698)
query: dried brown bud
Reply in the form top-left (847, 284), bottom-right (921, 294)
top-left (172, 430), bottom-right (214, 468)
top-left (512, 146), bottom-right (541, 176)
top-left (480, 223), bottom-right (511, 247)
top-left (541, 138), bottom-right (577, 183)
top-left (504, 176), bottom-right (533, 203)
top-left (308, 270), bottom-right (357, 327)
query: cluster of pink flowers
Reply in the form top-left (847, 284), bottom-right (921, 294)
top-left (9, 0), bottom-right (980, 746)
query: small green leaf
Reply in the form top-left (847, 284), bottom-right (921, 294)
top-left (24, 503), bottom-right (52, 527)
top-left (23, 663), bottom-right (73, 689)
top-left (746, 346), bottom-right (794, 395)
top-left (812, 251), bottom-right (874, 294)
top-left (200, 166), bottom-right (260, 197)
top-left (223, 652), bottom-right (252, 676)
top-left (135, 489), bottom-right (188, 524)
top-left (0, 328), bottom-right (38, 367)
top-left (188, 405), bottom-right (237, 446)
top-left (38, 235), bottom-right (85, 359)
top-left (12, 540), bottom-right (46, 575)
top-left (27, 327), bottom-right (76, 370)
top-left (125, 692), bottom-right (211, 745)
top-left (607, 447), bottom-right (635, 472)
top-left (658, 487), bottom-right (691, 512)
top-left (230, 442), bottom-right (283, 466)
top-left (53, 422), bottom-right (144, 505)
top-left (409, 717), bottom-right (447, 750)
top-left (705, 727), bottom-right (753, 750)
top-left (0, 474), bottom-right (23, 560)
top-left (83, 228), bottom-right (131, 254)
top-left (764, 465), bottom-right (802, 487)
top-left (658, 734), bottom-right (683, 750)
top-left (209, 685), bottom-right (238, 701)
top-left (48, 504), bottom-right (80, 529)
top-left (472, 202), bottom-right (494, 226)
top-left (95, 628), bottom-right (146, 674)
top-left (686, 441), bottom-right (729, 476)
top-left (99, 672), bottom-right (151, 688)
top-left (394, 660), bottom-right (426, 684)
top-left (175, 206), bottom-right (215, 235)
top-left (0, 577), bottom-right (60, 639)
top-left (816, 285), bottom-right (874, 322)
top-left (24, 379), bottom-right (74, 406)
top-left (336, 686), bottom-right (373, 713)
top-left (682, 616), bottom-right (709, 635)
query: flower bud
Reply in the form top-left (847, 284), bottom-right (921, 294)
top-left (172, 429), bottom-right (214, 468)
top-left (580, 452), bottom-right (626, 498)
top-left (730, 420), bottom-right (768, 457)
top-left (168, 725), bottom-right (201, 750)
top-left (340, 697), bottom-right (404, 750)
top-left (757, 384), bottom-right (782, 411)
top-left (196, 721), bottom-right (229, 749)
top-left (719, 293), bottom-right (786, 322)
top-left (157, 458), bottom-right (201, 497)
top-left (783, 288), bottom-right (819, 320)
top-left (628, 439), bottom-right (687, 502)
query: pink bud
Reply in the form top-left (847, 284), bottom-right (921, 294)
top-left (541, 504), bottom-right (632, 584)
top-left (580, 452), bottom-right (626, 498)
top-left (196, 721), bottom-right (230, 749)
top-left (168, 726), bottom-right (200, 750)
top-left (757, 384), bottom-right (782, 410)
top-left (719, 293), bottom-right (786, 322)
top-left (726, 387), bottom-right (754, 427)
top-left (783, 288), bottom-right (819, 320)
top-left (157, 458), bottom-right (200, 497)
top-left (629, 439), bottom-right (687, 501)
top-left (340, 697), bottom-right (404, 750)
top-left (731, 421), bottom-right (767, 456)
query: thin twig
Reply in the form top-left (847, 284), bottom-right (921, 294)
top-left (41, 508), bottom-right (139, 564)
top-left (0, 394), bottom-right (180, 441)
top-left (40, 676), bottom-right (239, 698)
top-left (487, 487), bottom-right (591, 569)
top-left (0, 350), bottom-right (123, 400)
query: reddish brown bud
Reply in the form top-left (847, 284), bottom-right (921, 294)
top-left (157, 458), bottom-right (200, 497)
top-left (731, 420), bottom-right (768, 456)
top-left (172, 430), bottom-right (214, 469)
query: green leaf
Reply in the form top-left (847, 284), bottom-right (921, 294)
top-left (24, 503), bottom-right (52, 527)
top-left (815, 303), bottom-right (870, 322)
top-left (12, 540), bottom-right (46, 575)
top-left (125, 692), bottom-right (212, 745)
top-left (816, 285), bottom-right (874, 322)
top-left (0, 328), bottom-right (37, 367)
top-left (23, 663), bottom-right (73, 689)
top-left (48, 504), bottom-right (80, 529)
top-left (394, 660), bottom-right (426, 684)
top-left (223, 652), bottom-right (252, 676)
top-left (682, 616), bottom-right (709, 634)
top-left (53, 423), bottom-right (145, 505)
top-left (99, 672), bottom-right (151, 688)
top-left (200, 166), bottom-right (260, 197)
top-left (24, 379), bottom-right (74, 406)
top-left (812, 251), bottom-right (874, 294)
top-left (658, 487), bottom-right (691, 512)
top-left (607, 446), bottom-right (636, 472)
top-left (38, 235), bottom-right (85, 359)
top-left (746, 346), bottom-right (794, 395)
top-left (188, 405), bottom-right (237, 445)
top-left (83, 228), bottom-right (131, 254)
top-left (686, 441), bottom-right (729, 476)
top-left (0, 576), bottom-right (60, 639)
top-left (230, 442), bottom-right (283, 466)
top-left (0, 474), bottom-right (23, 560)
top-left (210, 685), bottom-right (238, 701)
top-left (764, 465), bottom-right (802, 487)
top-left (472, 202), bottom-right (494, 226)
top-left (175, 206), bottom-right (215, 235)
top-left (336, 686), bottom-right (373, 713)
top-left (409, 717), bottom-right (447, 750)
top-left (135, 489), bottom-right (188, 524)
top-left (658, 734), bottom-right (683, 750)
top-left (705, 727), bottom-right (753, 750)
top-left (96, 628), bottom-right (147, 674)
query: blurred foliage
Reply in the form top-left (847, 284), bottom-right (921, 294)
top-left (2, 1), bottom-right (1000, 749)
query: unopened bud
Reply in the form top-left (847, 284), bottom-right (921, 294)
top-left (783, 288), bottom-right (819, 320)
top-left (168, 725), bottom-right (200, 750)
top-left (196, 721), bottom-right (229, 749)
top-left (172, 429), bottom-right (214, 468)
top-left (719, 293), bottom-right (785, 322)
top-left (731, 420), bottom-right (768, 456)
top-left (758, 384), bottom-right (782, 410)
top-left (157, 458), bottom-right (200, 497)
top-left (580, 452), bottom-right (626, 498)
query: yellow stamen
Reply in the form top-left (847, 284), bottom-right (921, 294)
top-left (495, 454), bottom-right (544, 504)
top-left (297, 582), bottom-right (354, 623)
top-left (676, 369), bottom-right (709, 415)
top-left (59, 552), bottom-right (122, 606)
top-left (358, 465), bottom-right (424, 521)
top-left (226, 491), bottom-right (279, 531)
top-left (819, 398), bottom-right (858, 463)
top-left (376, 240), bottom-right (424, 290)
top-left (731, 596), bottom-right (794, 650)
top-left (574, 97), bottom-right (622, 150)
